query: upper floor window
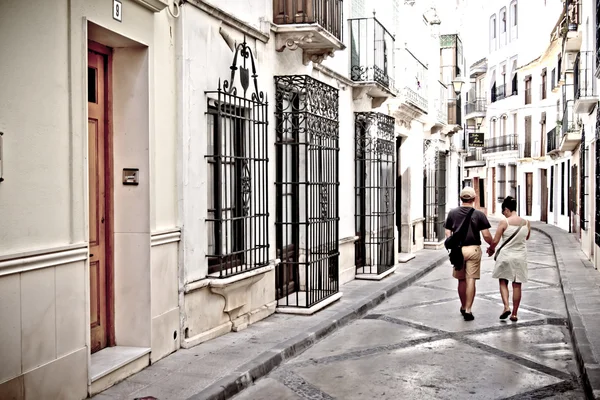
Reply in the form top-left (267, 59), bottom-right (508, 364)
top-left (541, 69), bottom-right (547, 99)
top-left (501, 8), bottom-right (507, 33)
top-left (490, 14), bottom-right (497, 51)
top-left (525, 76), bottom-right (532, 104)
top-left (511, 1), bottom-right (517, 25)
top-left (510, 1), bottom-right (518, 40)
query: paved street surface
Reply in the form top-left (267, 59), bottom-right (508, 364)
top-left (233, 231), bottom-right (585, 400)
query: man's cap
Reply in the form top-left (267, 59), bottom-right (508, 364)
top-left (460, 186), bottom-right (476, 200)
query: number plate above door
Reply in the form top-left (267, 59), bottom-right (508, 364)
top-left (113, 0), bottom-right (122, 22)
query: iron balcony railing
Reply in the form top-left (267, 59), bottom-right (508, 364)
top-left (562, 99), bottom-right (577, 135)
top-left (566, 0), bottom-right (581, 30)
top-left (483, 134), bottom-right (519, 154)
top-left (465, 98), bottom-right (487, 115)
top-left (465, 148), bottom-right (483, 162)
top-left (273, 0), bottom-right (343, 41)
top-left (491, 84), bottom-right (506, 103)
top-left (350, 17), bottom-right (394, 90)
top-left (547, 127), bottom-right (560, 153)
top-left (574, 51), bottom-right (597, 98)
top-left (401, 48), bottom-right (428, 112)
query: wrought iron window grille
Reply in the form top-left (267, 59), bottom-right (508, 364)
top-left (274, 74), bottom-right (340, 308)
top-left (354, 112), bottom-right (395, 276)
top-left (423, 140), bottom-right (447, 242)
top-left (205, 39), bottom-right (269, 278)
top-left (580, 129), bottom-right (587, 230)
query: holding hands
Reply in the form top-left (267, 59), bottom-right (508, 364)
top-left (487, 245), bottom-right (496, 257)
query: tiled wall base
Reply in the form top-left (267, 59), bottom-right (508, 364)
top-left (0, 348), bottom-right (87, 400)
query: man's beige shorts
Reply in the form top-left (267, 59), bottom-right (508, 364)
top-left (452, 245), bottom-right (482, 280)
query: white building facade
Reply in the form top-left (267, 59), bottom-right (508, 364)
top-left (0, 0), bottom-right (462, 398)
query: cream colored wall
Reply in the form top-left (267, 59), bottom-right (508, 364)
top-left (0, 0), bottom-right (73, 254)
top-left (0, 0), bottom-right (179, 397)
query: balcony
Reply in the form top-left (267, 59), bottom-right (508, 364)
top-left (435, 80), bottom-right (448, 126)
top-left (464, 148), bottom-right (485, 168)
top-left (469, 58), bottom-right (487, 78)
top-left (273, 0), bottom-right (345, 65)
top-left (349, 16), bottom-right (395, 106)
top-left (465, 98), bottom-right (486, 120)
top-left (563, 0), bottom-right (582, 53)
top-left (491, 84), bottom-right (506, 103)
top-left (547, 127), bottom-right (560, 154)
top-left (559, 99), bottom-right (581, 151)
top-left (397, 49), bottom-right (428, 114)
top-left (574, 51), bottom-right (598, 114)
top-left (483, 134), bottom-right (519, 154)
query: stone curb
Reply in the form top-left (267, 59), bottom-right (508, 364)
top-left (531, 226), bottom-right (599, 400)
top-left (187, 250), bottom-right (449, 400)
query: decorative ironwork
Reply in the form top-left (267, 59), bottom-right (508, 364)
top-left (354, 112), bottom-right (396, 276)
top-left (575, 51), bottom-right (598, 99)
top-left (205, 39), bottom-right (269, 278)
top-left (547, 127), bottom-right (560, 153)
top-left (275, 75), bottom-right (340, 308)
top-left (562, 84), bottom-right (578, 135)
top-left (483, 134), bottom-right (519, 153)
top-left (349, 17), bottom-right (395, 90)
top-left (465, 98), bottom-right (487, 115)
top-left (424, 140), bottom-right (447, 242)
top-left (580, 127), bottom-right (587, 230)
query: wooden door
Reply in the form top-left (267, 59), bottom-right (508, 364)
top-left (540, 168), bottom-right (548, 222)
top-left (88, 47), bottom-right (112, 353)
top-left (525, 173), bottom-right (533, 216)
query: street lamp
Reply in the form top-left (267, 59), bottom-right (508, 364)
top-left (475, 116), bottom-right (484, 130)
top-left (452, 75), bottom-right (465, 99)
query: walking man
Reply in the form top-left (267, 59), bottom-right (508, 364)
top-left (445, 187), bottom-right (493, 321)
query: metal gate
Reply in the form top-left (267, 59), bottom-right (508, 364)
top-left (354, 112), bottom-right (395, 276)
top-left (205, 40), bottom-right (269, 278)
top-left (424, 140), bottom-right (447, 242)
top-left (274, 75), bottom-right (340, 309)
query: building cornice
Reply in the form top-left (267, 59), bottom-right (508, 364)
top-left (184, 0), bottom-right (270, 43)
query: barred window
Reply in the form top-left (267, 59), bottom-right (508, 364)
top-left (274, 75), bottom-right (340, 309)
top-left (205, 41), bottom-right (269, 278)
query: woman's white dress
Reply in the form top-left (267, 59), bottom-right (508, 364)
top-left (492, 218), bottom-right (529, 283)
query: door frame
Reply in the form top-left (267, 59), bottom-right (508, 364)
top-left (88, 40), bottom-right (116, 348)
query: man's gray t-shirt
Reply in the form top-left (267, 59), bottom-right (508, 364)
top-left (444, 206), bottom-right (491, 246)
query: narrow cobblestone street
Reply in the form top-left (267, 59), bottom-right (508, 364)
top-left (232, 231), bottom-right (585, 400)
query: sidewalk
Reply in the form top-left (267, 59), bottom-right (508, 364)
top-left (92, 248), bottom-right (448, 400)
top-left (531, 222), bottom-right (600, 399)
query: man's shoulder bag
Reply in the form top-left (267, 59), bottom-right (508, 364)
top-left (444, 208), bottom-right (475, 271)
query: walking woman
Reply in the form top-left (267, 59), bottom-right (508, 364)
top-left (488, 196), bottom-right (531, 321)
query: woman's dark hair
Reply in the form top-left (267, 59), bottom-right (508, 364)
top-left (502, 196), bottom-right (517, 212)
